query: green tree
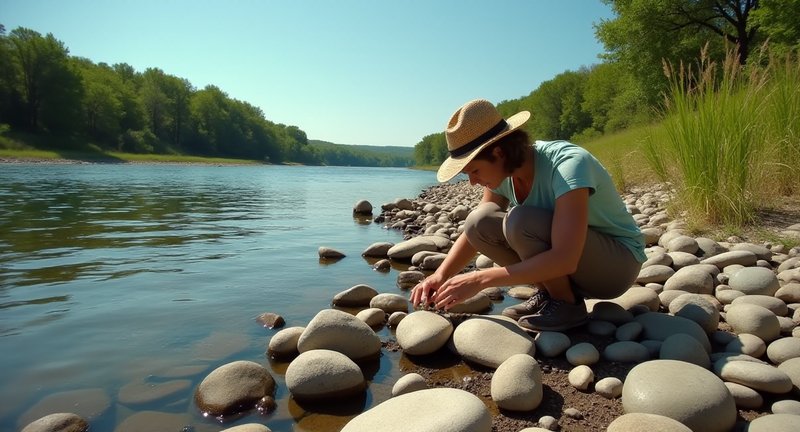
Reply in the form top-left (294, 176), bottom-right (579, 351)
top-left (5, 27), bottom-right (83, 134)
top-left (596, 0), bottom-right (761, 106)
top-left (520, 69), bottom-right (592, 140)
top-left (750, 0), bottom-right (800, 54)
top-left (581, 62), bottom-right (651, 133)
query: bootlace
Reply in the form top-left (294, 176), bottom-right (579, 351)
top-left (524, 290), bottom-right (549, 307)
top-left (537, 299), bottom-right (563, 316)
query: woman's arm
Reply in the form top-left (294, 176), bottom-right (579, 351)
top-left (432, 187), bottom-right (589, 309)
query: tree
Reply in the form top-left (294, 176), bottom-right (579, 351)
top-left (596, 0), bottom-right (762, 105)
top-left (750, 0), bottom-right (800, 54)
top-left (5, 27), bottom-right (83, 134)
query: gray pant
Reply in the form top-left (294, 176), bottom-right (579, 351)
top-left (463, 202), bottom-right (641, 300)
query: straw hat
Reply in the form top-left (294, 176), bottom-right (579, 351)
top-left (436, 99), bottom-right (530, 182)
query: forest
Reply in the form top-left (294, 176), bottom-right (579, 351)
top-left (1, 1), bottom-right (797, 168)
top-left (414, 0), bottom-right (799, 166)
top-left (0, 24), bottom-right (413, 167)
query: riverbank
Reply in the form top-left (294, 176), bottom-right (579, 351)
top-left (373, 180), bottom-right (800, 431)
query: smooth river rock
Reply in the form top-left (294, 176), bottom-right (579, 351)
top-left (20, 413), bottom-right (88, 432)
top-left (340, 388), bottom-right (491, 432)
top-left (297, 309), bottom-right (382, 361)
top-left (622, 359), bottom-right (736, 432)
top-left (491, 354), bottom-right (543, 411)
top-left (396, 311), bottom-right (453, 355)
top-left (452, 315), bottom-right (536, 368)
top-left (285, 349), bottom-right (366, 400)
top-left (194, 360), bottom-right (276, 416)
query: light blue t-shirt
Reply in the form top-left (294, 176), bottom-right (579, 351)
top-left (493, 140), bottom-right (646, 263)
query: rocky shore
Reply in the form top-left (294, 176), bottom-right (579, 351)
top-left (20, 180), bottom-right (800, 432)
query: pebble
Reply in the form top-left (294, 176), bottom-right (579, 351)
top-left (568, 365), bottom-right (594, 391)
top-left (595, 377), bottom-right (623, 399)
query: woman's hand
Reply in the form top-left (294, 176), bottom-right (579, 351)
top-left (410, 273), bottom-right (446, 308)
top-left (433, 271), bottom-right (486, 310)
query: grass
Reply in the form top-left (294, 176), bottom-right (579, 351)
top-left (0, 130), bottom-right (263, 165)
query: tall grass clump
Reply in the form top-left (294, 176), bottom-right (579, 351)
top-left (644, 47), bottom-right (769, 227)
top-left (759, 49), bottom-right (800, 195)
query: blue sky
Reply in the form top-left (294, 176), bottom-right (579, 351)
top-left (2, 0), bottom-right (615, 147)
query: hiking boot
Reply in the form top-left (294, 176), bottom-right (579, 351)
top-left (501, 289), bottom-right (550, 320)
top-left (517, 298), bottom-right (588, 332)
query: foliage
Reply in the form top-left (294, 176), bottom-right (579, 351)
top-left (308, 140), bottom-right (414, 167)
top-left (643, 47), bottom-right (770, 227)
top-left (0, 26), bottom-right (315, 164)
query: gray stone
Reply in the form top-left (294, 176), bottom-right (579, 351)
top-left (396, 311), bottom-right (453, 356)
top-left (297, 309), bottom-right (382, 361)
top-left (714, 360), bottom-right (793, 393)
top-left (622, 359), bottom-right (736, 432)
top-left (663, 265), bottom-right (714, 294)
top-left (725, 303), bottom-right (781, 342)
top-left (587, 320), bottom-right (617, 337)
top-left (731, 294), bottom-right (788, 316)
top-left (391, 373), bottom-right (427, 397)
top-left (778, 357), bottom-right (800, 395)
top-left (194, 361), bottom-right (275, 416)
top-left (659, 333), bottom-right (710, 368)
top-left (285, 349), bottom-right (365, 400)
top-left (387, 235), bottom-right (451, 260)
top-left (447, 292), bottom-right (492, 314)
top-left (666, 235), bottom-right (699, 254)
top-left (535, 331), bottom-right (571, 357)
top-left (668, 293), bottom-right (720, 334)
top-left (356, 308), bottom-right (387, 327)
top-left (369, 293), bottom-right (409, 313)
top-left (634, 312), bottom-right (711, 352)
top-left (611, 287), bottom-right (661, 311)
top-left (731, 242), bottom-right (773, 261)
top-left (332, 284), bottom-right (379, 307)
top-left (20, 413), bottom-right (88, 432)
top-left (591, 301), bottom-right (634, 324)
top-left (396, 270), bottom-right (425, 289)
top-left (267, 326), bottom-right (304, 359)
top-left (747, 413), bottom-right (800, 432)
top-left (565, 342), bottom-right (600, 366)
top-left (604, 341), bottom-right (649, 363)
top-left (319, 246), bottom-right (346, 259)
top-left (595, 377), bottom-right (623, 399)
top-left (701, 250), bottom-right (758, 269)
top-left (696, 237), bottom-right (727, 258)
top-left (362, 242), bottom-right (393, 257)
top-left (607, 413), bottom-right (692, 432)
top-left (728, 266), bottom-right (780, 296)
top-left (767, 337), bottom-right (800, 364)
top-left (452, 315), bottom-right (536, 368)
top-left (340, 388), bottom-right (491, 432)
top-left (724, 382), bottom-right (763, 409)
top-left (491, 354), bottom-right (543, 411)
top-left (636, 265), bottom-right (674, 284)
top-left (387, 311), bottom-right (406, 327)
top-left (772, 399), bottom-right (800, 415)
top-left (615, 322), bottom-right (643, 341)
top-left (776, 283), bottom-right (800, 303)
top-left (725, 333), bottom-right (766, 358)
top-left (568, 365), bottom-right (594, 391)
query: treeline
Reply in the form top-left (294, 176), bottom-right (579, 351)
top-left (309, 140), bottom-right (413, 167)
top-left (0, 25), bottom-right (413, 166)
top-left (414, 0), bottom-right (799, 166)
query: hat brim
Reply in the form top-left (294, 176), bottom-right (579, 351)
top-left (436, 110), bottom-right (531, 182)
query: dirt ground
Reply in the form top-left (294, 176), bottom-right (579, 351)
top-left (383, 320), bottom-right (778, 432)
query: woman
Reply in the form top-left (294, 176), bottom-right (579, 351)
top-left (410, 99), bottom-right (646, 331)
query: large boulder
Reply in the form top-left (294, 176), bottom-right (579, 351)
top-left (622, 359), bottom-right (736, 432)
top-left (452, 316), bottom-right (536, 368)
top-left (341, 388), bottom-right (491, 432)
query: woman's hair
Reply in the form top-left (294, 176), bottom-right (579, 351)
top-left (473, 129), bottom-right (531, 174)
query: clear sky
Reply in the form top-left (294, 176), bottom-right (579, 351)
top-left (1, 0), bottom-right (615, 147)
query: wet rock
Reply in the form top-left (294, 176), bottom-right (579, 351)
top-left (362, 241), bottom-right (393, 257)
top-left (318, 246), bottom-right (346, 259)
top-left (285, 349), bottom-right (366, 401)
top-left (396, 270), bottom-right (425, 289)
top-left (194, 360), bottom-right (275, 416)
top-left (353, 200), bottom-right (373, 215)
top-left (20, 413), bottom-right (88, 432)
top-left (369, 293), bottom-right (409, 313)
top-left (356, 308), bottom-right (387, 327)
top-left (267, 326), bottom-right (304, 359)
top-left (297, 309), bottom-right (382, 361)
top-left (255, 312), bottom-right (285, 329)
top-left (332, 284), bottom-right (379, 307)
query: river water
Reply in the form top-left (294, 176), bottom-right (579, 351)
top-left (0, 163), bottom-right (459, 431)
